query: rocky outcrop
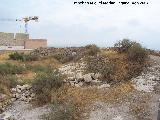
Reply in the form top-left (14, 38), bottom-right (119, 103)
top-left (11, 84), bottom-right (35, 103)
top-left (0, 84), bottom-right (35, 115)
top-left (59, 62), bottom-right (110, 88)
top-left (30, 47), bottom-right (87, 58)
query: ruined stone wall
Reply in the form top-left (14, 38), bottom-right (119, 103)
top-left (24, 39), bottom-right (47, 49)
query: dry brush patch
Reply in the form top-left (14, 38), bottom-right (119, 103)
top-left (49, 82), bottom-right (134, 119)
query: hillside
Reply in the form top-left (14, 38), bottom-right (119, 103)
top-left (0, 40), bottom-right (160, 120)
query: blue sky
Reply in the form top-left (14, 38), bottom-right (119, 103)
top-left (0, 0), bottom-right (160, 50)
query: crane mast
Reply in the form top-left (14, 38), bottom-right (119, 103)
top-left (0, 16), bottom-right (39, 34)
top-left (17, 16), bottom-right (39, 34)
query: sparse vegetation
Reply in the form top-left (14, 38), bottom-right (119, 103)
top-left (127, 43), bottom-right (148, 63)
top-left (85, 55), bottom-right (114, 80)
top-left (85, 44), bottom-right (100, 56)
top-left (9, 52), bottom-right (38, 62)
top-left (0, 63), bottom-right (26, 75)
top-left (0, 75), bottom-right (18, 94)
top-left (32, 69), bottom-right (63, 104)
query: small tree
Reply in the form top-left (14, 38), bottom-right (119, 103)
top-left (114, 39), bottom-right (135, 53)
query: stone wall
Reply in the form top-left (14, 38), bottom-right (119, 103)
top-left (0, 32), bottom-right (14, 46)
top-left (24, 39), bottom-right (47, 49)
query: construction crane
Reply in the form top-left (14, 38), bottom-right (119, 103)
top-left (0, 16), bottom-right (39, 34)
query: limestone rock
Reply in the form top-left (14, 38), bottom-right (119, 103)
top-left (83, 74), bottom-right (93, 83)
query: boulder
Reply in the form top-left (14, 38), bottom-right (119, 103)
top-left (83, 74), bottom-right (93, 83)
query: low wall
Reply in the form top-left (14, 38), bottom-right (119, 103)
top-left (24, 39), bottom-right (47, 49)
top-left (0, 46), bottom-right (24, 50)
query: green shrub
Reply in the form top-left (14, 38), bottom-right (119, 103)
top-left (32, 70), bottom-right (63, 104)
top-left (85, 44), bottom-right (100, 56)
top-left (127, 43), bottom-right (148, 63)
top-left (9, 52), bottom-right (38, 62)
top-left (114, 39), bottom-right (135, 53)
top-left (85, 55), bottom-right (114, 79)
top-left (53, 52), bottom-right (74, 63)
top-left (26, 65), bottom-right (52, 73)
top-left (0, 63), bottom-right (26, 75)
top-left (0, 75), bottom-right (18, 93)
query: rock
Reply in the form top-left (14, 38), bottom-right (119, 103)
top-left (70, 81), bottom-right (75, 87)
top-left (10, 88), bottom-right (16, 93)
top-left (94, 73), bottom-right (102, 79)
top-left (75, 73), bottom-right (83, 79)
top-left (98, 84), bottom-right (110, 89)
top-left (12, 93), bottom-right (20, 99)
top-left (74, 84), bottom-right (80, 87)
top-left (78, 82), bottom-right (83, 87)
top-left (83, 74), bottom-right (93, 83)
top-left (23, 84), bottom-right (32, 90)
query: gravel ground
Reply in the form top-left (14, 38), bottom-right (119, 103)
top-left (2, 100), bottom-right (50, 120)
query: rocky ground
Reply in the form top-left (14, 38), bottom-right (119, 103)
top-left (87, 55), bottom-right (160, 120)
top-left (0, 55), bottom-right (160, 120)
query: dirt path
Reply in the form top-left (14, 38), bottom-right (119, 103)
top-left (1, 101), bottom-right (50, 120)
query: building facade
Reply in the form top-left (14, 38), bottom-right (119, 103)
top-left (0, 32), bottom-right (47, 50)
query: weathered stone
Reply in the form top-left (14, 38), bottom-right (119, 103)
top-left (83, 74), bottom-right (93, 83)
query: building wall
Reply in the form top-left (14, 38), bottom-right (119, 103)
top-left (15, 33), bottom-right (29, 46)
top-left (24, 39), bottom-right (47, 49)
top-left (0, 32), bottom-right (14, 46)
top-left (0, 32), bottom-right (29, 46)
top-left (0, 46), bottom-right (24, 50)
top-left (0, 32), bottom-right (47, 50)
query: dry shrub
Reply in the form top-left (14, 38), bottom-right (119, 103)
top-left (85, 44), bottom-right (100, 56)
top-left (85, 55), bottom-right (114, 80)
top-left (127, 43), bottom-right (148, 63)
top-left (49, 83), bottom-right (134, 119)
top-left (32, 69), bottom-right (63, 105)
top-left (0, 75), bottom-right (17, 95)
top-left (42, 102), bottom-right (78, 120)
top-left (101, 49), bottom-right (147, 82)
